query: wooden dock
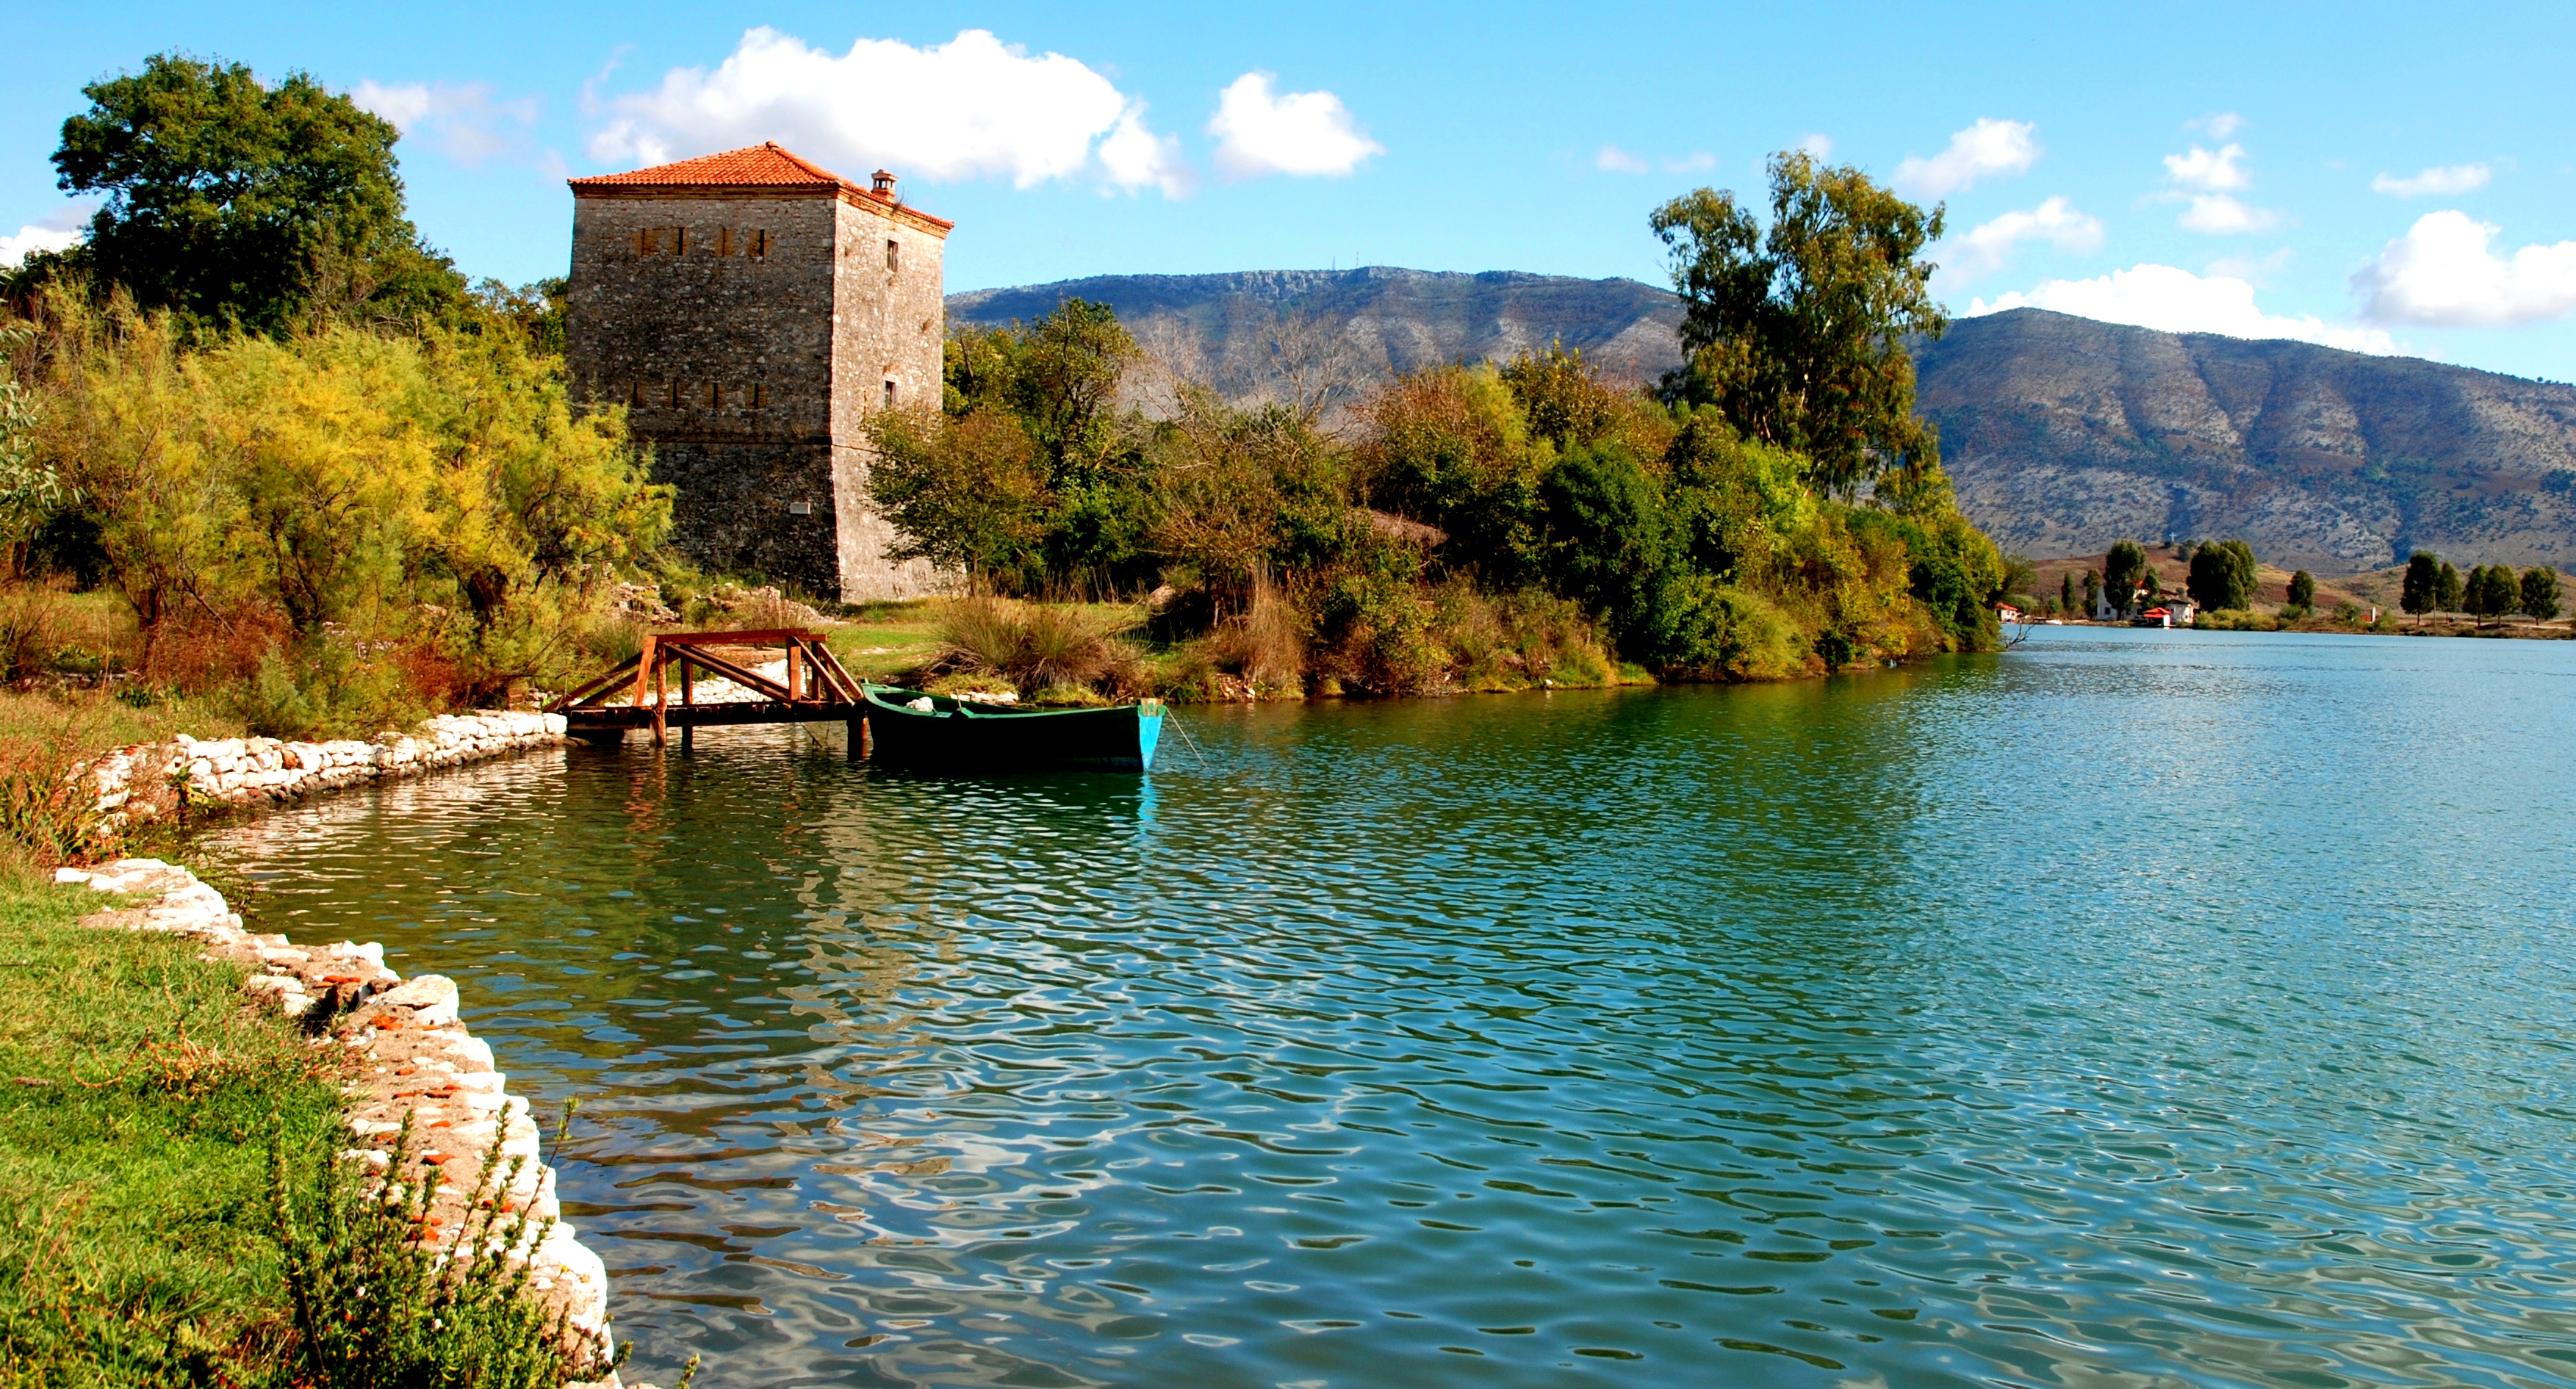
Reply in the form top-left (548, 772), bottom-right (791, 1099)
top-left (544, 629), bottom-right (869, 746)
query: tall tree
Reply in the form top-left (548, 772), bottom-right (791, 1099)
top-left (51, 52), bottom-right (462, 331)
top-left (2059, 571), bottom-right (2076, 616)
top-left (2187, 538), bottom-right (2256, 611)
top-left (2436, 560), bottom-right (2464, 613)
top-left (2522, 566), bottom-right (2562, 621)
top-left (2469, 563), bottom-right (2517, 621)
top-left (1650, 151), bottom-right (1946, 501)
top-left (2103, 540), bottom-right (2148, 613)
top-left (2402, 552), bottom-right (2439, 618)
top-left (2287, 569), bottom-right (2315, 609)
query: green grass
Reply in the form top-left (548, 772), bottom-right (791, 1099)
top-left (0, 871), bottom-right (345, 1385)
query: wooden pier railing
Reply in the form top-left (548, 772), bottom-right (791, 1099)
top-left (544, 629), bottom-right (869, 746)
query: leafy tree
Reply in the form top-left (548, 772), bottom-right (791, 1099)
top-left (2522, 566), bottom-right (2562, 621)
top-left (2287, 569), bottom-right (2315, 608)
top-left (2402, 552), bottom-right (2439, 618)
top-left (2187, 538), bottom-right (2256, 611)
top-left (2103, 540), bottom-right (2148, 613)
top-left (50, 53), bottom-right (464, 332)
top-left (1650, 151), bottom-right (1946, 499)
top-left (2436, 560), bottom-right (2464, 613)
top-left (2468, 562), bottom-right (2518, 621)
top-left (2059, 571), bottom-right (2076, 616)
top-left (1010, 297), bottom-right (1139, 487)
top-left (2081, 569), bottom-right (2100, 617)
top-left (1500, 342), bottom-right (1621, 450)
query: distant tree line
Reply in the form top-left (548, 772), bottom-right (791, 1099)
top-left (2402, 552), bottom-right (2560, 622)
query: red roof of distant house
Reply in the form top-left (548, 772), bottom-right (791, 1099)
top-left (2143, 607), bottom-right (2170, 617)
top-left (568, 142), bottom-right (953, 232)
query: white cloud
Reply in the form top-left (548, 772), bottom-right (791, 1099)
top-left (1937, 195), bottom-right (2104, 281)
top-left (2189, 112), bottom-right (2247, 139)
top-left (0, 223), bottom-right (79, 269)
top-left (1970, 263), bottom-right (2397, 353)
top-left (2163, 143), bottom-right (2251, 192)
top-left (1796, 132), bottom-right (1834, 160)
top-left (1206, 72), bottom-right (1381, 178)
top-left (1893, 118), bottom-right (2040, 198)
top-left (353, 79), bottom-right (539, 166)
top-left (2177, 193), bottom-right (2278, 234)
top-left (2372, 163), bottom-right (2491, 198)
top-left (589, 27), bottom-right (1193, 196)
top-left (1663, 151), bottom-right (1716, 173)
top-left (2351, 209), bottom-right (2576, 326)
top-left (1594, 144), bottom-right (1648, 174)
top-left (1096, 104), bottom-right (1195, 198)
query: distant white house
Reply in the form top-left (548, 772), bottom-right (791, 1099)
top-left (2095, 584), bottom-right (2195, 625)
top-left (1996, 602), bottom-right (2023, 625)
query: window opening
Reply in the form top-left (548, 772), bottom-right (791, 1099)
top-left (886, 239), bottom-right (900, 271)
top-left (882, 380), bottom-right (897, 408)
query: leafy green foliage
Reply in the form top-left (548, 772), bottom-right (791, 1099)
top-left (49, 53), bottom-right (465, 333)
top-left (2436, 560), bottom-right (2464, 613)
top-left (2403, 552), bottom-right (2439, 616)
top-left (9, 289), bottom-right (669, 725)
top-left (2522, 566), bottom-right (2561, 621)
top-left (1650, 151), bottom-right (1948, 499)
top-left (2103, 541), bottom-right (2148, 612)
top-left (2187, 539), bottom-right (2256, 612)
top-left (268, 1115), bottom-right (619, 1388)
top-left (2287, 569), bottom-right (2315, 608)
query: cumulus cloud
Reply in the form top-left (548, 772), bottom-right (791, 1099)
top-left (353, 79), bottom-right (539, 166)
top-left (1893, 118), bottom-right (2040, 198)
top-left (2159, 142), bottom-right (2277, 234)
top-left (1796, 132), bottom-right (1834, 160)
top-left (2351, 210), bottom-right (2576, 326)
top-left (589, 27), bottom-right (1192, 196)
top-left (2163, 143), bottom-right (2251, 192)
top-left (2177, 193), bottom-right (2278, 234)
top-left (0, 203), bottom-right (90, 268)
top-left (1595, 144), bottom-right (1648, 173)
top-left (2372, 163), bottom-right (2491, 198)
top-left (1970, 263), bottom-right (2397, 353)
top-left (1206, 72), bottom-right (1382, 178)
top-left (1935, 196), bottom-right (2105, 281)
top-left (0, 223), bottom-right (79, 269)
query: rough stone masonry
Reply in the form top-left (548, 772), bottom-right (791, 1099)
top-left (565, 143), bottom-right (954, 602)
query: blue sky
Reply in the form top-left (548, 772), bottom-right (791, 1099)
top-left (8, 1), bottom-right (2575, 380)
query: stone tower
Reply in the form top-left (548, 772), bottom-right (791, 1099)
top-left (564, 143), bottom-right (951, 601)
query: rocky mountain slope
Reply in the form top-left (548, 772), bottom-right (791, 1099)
top-left (1916, 310), bottom-right (2576, 574)
top-left (949, 275), bottom-right (2576, 574)
top-left (949, 267), bottom-right (1688, 389)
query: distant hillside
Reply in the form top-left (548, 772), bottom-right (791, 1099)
top-left (948, 267), bottom-right (1687, 387)
top-left (947, 274), bottom-right (2576, 575)
top-left (1918, 309), bottom-right (2576, 574)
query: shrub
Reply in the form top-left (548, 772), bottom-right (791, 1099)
top-left (267, 1114), bottom-right (619, 1388)
top-left (0, 581), bottom-right (70, 684)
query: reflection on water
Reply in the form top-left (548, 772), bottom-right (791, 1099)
top-left (202, 629), bottom-right (2576, 1388)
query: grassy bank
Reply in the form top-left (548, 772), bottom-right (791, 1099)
top-left (0, 873), bottom-right (345, 1383)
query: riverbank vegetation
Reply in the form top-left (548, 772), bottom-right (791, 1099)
top-left (868, 152), bottom-right (2004, 696)
top-left (2020, 543), bottom-right (2569, 636)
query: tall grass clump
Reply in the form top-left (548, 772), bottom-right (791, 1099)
top-left (932, 595), bottom-right (1142, 702)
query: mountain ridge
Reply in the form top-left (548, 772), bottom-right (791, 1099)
top-left (946, 272), bottom-right (2576, 575)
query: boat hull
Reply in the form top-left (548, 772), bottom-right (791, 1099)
top-left (861, 688), bottom-right (1164, 772)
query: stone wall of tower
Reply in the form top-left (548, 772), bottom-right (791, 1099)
top-left (564, 186), bottom-right (956, 602)
top-left (829, 198), bottom-right (953, 602)
top-left (565, 192), bottom-right (846, 595)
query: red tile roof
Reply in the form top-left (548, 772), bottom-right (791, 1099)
top-left (569, 142), bottom-right (952, 231)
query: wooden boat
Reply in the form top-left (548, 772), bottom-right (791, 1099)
top-left (860, 686), bottom-right (1165, 772)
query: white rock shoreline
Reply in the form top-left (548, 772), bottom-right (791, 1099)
top-left (58, 856), bottom-right (623, 1385)
top-left (79, 710), bottom-right (572, 833)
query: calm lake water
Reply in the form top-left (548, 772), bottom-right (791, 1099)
top-left (200, 627), bottom-right (2576, 1388)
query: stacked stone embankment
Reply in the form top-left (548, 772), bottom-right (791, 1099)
top-left (81, 711), bottom-right (569, 832)
top-left (57, 857), bottom-right (619, 1381)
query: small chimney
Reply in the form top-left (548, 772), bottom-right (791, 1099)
top-left (871, 170), bottom-right (897, 198)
